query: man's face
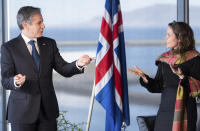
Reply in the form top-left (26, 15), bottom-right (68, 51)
top-left (23, 13), bottom-right (45, 39)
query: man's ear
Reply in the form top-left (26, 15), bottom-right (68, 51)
top-left (22, 21), bottom-right (28, 30)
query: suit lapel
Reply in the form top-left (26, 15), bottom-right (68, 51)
top-left (16, 35), bottom-right (39, 72)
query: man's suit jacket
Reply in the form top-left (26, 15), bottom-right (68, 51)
top-left (1, 35), bottom-right (83, 124)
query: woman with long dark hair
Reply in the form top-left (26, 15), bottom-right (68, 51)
top-left (128, 21), bottom-right (200, 131)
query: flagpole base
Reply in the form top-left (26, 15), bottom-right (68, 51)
top-left (121, 122), bottom-right (127, 131)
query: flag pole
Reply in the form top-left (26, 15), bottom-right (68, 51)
top-left (86, 82), bottom-right (95, 131)
top-left (121, 122), bottom-right (127, 131)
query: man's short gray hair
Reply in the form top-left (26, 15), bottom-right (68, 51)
top-left (17, 6), bottom-right (41, 30)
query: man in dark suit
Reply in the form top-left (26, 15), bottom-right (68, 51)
top-left (1, 6), bottom-right (94, 131)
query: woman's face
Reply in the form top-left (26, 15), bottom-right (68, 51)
top-left (165, 26), bottom-right (179, 49)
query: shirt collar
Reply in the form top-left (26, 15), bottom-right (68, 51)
top-left (21, 33), bottom-right (37, 44)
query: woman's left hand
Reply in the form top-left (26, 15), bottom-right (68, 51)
top-left (170, 64), bottom-right (185, 79)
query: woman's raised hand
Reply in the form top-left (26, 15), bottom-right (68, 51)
top-left (128, 65), bottom-right (148, 83)
top-left (128, 65), bottom-right (144, 77)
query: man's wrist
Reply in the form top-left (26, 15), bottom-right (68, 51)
top-left (76, 61), bottom-right (84, 70)
top-left (14, 79), bottom-right (21, 89)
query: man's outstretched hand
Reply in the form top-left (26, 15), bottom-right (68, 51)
top-left (77, 55), bottom-right (96, 67)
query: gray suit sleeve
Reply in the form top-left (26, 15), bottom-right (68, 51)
top-left (51, 40), bottom-right (83, 77)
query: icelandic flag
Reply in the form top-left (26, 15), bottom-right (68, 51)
top-left (94, 0), bottom-right (130, 130)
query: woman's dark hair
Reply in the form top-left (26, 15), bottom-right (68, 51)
top-left (168, 21), bottom-right (195, 54)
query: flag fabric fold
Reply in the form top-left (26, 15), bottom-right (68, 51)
top-left (94, 0), bottom-right (130, 130)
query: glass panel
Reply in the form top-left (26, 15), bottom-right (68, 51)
top-left (189, 0), bottom-right (200, 41)
top-left (189, 1), bottom-right (200, 131)
top-left (121, 1), bottom-right (176, 130)
top-left (9, 1), bottom-right (177, 131)
top-left (0, 0), bottom-right (3, 130)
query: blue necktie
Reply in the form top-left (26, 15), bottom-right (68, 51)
top-left (28, 40), bottom-right (40, 70)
